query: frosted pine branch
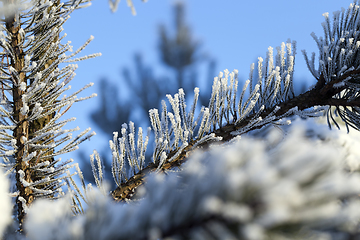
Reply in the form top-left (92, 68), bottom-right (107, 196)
top-left (0, 0), bottom-right (100, 229)
top-left (25, 125), bottom-right (360, 240)
top-left (2, 0), bottom-right (360, 238)
top-left (110, 39), bottom-right (308, 201)
top-left (303, 2), bottom-right (360, 130)
top-left (111, 5), bottom-right (360, 200)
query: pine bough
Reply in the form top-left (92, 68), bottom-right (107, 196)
top-left (23, 122), bottom-right (360, 239)
top-left (0, 0), bottom-right (99, 230)
top-left (2, 0), bottom-right (360, 239)
top-left (109, 2), bottom-right (360, 202)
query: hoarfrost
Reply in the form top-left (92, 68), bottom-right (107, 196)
top-left (0, 169), bottom-right (11, 237)
top-left (22, 123), bottom-right (360, 239)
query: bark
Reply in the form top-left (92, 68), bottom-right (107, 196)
top-left (5, 0), bottom-right (60, 230)
top-left (5, 3), bottom-right (31, 229)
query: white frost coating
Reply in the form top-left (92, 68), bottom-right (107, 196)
top-left (0, 169), bottom-right (11, 236)
top-left (19, 82), bottom-right (27, 91)
top-left (303, 3), bottom-right (360, 91)
top-left (11, 139), bottom-right (17, 147)
top-left (312, 115), bottom-right (360, 172)
top-left (23, 124), bottom-right (360, 240)
top-left (20, 104), bottom-right (29, 115)
top-left (18, 170), bottom-right (30, 187)
top-left (25, 196), bottom-right (82, 240)
top-left (194, 87), bottom-right (199, 94)
top-left (24, 54), bottom-right (31, 66)
top-left (157, 151), bottom-right (167, 170)
top-left (349, 38), bottom-right (354, 46)
top-left (4, 150), bottom-right (15, 156)
top-left (18, 196), bottom-right (28, 213)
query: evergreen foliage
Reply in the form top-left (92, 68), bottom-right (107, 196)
top-left (87, 2), bottom-right (214, 188)
top-left (1, 0), bottom-right (360, 239)
top-left (0, 0), bottom-right (99, 231)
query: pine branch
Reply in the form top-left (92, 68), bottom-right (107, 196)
top-left (109, 80), bottom-right (339, 201)
top-left (32, 127), bottom-right (360, 240)
top-left (0, 0), bottom-right (99, 232)
top-left (109, 3), bottom-right (360, 202)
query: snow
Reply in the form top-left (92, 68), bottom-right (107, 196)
top-left (25, 196), bottom-right (83, 240)
top-left (17, 120), bottom-right (360, 239)
top-left (2, 2), bottom-right (360, 237)
top-left (0, 169), bottom-right (11, 237)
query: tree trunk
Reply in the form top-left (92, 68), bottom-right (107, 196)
top-left (5, 0), bottom-right (60, 231)
top-left (5, 2), bottom-right (31, 229)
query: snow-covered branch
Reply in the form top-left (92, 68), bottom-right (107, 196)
top-left (26, 123), bottom-right (360, 239)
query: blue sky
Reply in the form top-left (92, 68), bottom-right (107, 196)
top-left (60, 0), bottom-right (349, 163)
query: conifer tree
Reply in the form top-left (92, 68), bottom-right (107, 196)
top-left (0, 0), bottom-right (99, 231)
top-left (2, 1), bottom-right (360, 239)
